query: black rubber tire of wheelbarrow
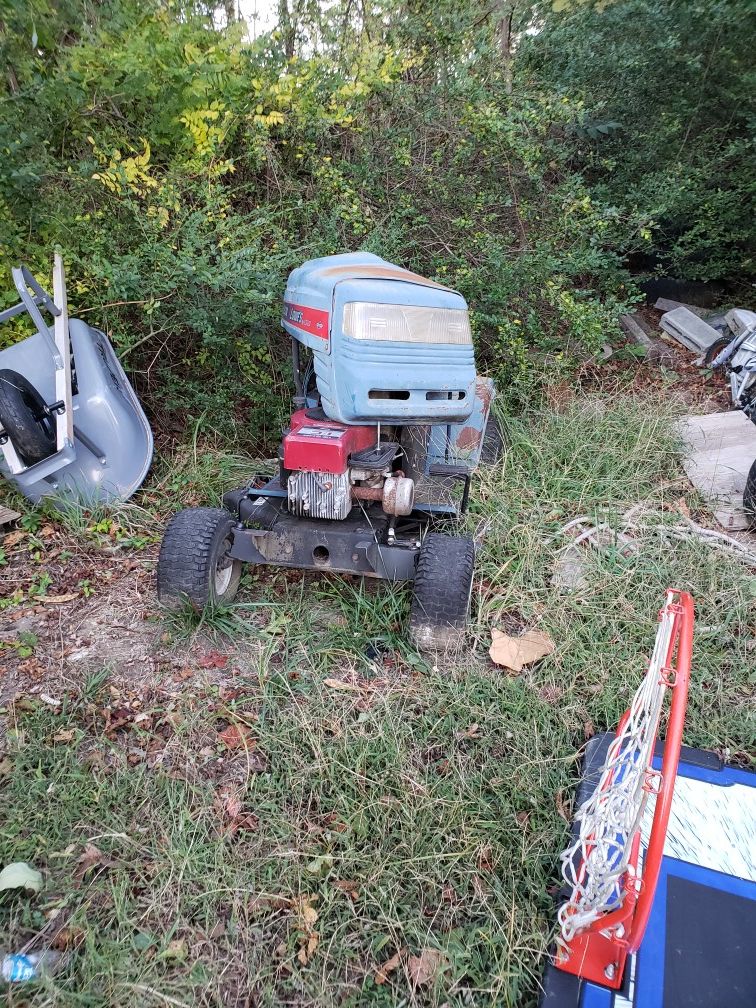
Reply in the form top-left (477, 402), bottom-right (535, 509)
top-left (409, 531), bottom-right (475, 652)
top-left (744, 458), bottom-right (756, 529)
top-left (0, 368), bottom-right (57, 465)
top-left (157, 507), bottom-right (243, 611)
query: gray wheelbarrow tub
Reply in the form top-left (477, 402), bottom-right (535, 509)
top-left (0, 319), bottom-right (153, 504)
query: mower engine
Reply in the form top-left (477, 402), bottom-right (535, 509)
top-left (283, 409), bottom-right (414, 521)
top-left (158, 252), bottom-right (498, 651)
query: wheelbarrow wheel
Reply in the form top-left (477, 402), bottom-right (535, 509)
top-left (744, 458), bottom-right (756, 529)
top-left (157, 507), bottom-right (242, 610)
top-left (409, 531), bottom-right (475, 651)
top-left (0, 369), bottom-right (56, 465)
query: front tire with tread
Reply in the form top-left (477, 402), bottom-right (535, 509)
top-left (409, 531), bottom-right (475, 651)
top-left (157, 507), bottom-right (242, 610)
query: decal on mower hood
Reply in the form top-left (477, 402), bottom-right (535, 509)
top-left (282, 301), bottom-right (329, 338)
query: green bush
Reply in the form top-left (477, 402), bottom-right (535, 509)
top-left (2, 1), bottom-right (749, 450)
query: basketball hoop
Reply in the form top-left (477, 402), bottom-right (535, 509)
top-left (554, 588), bottom-right (694, 989)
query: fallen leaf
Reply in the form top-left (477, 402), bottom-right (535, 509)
top-left (489, 628), bottom-right (555, 672)
top-left (374, 946), bottom-right (405, 984)
top-left (197, 651), bottom-right (229, 669)
top-left (333, 879), bottom-right (359, 901)
top-left (407, 947), bottom-right (448, 987)
top-left (323, 678), bottom-right (361, 693)
top-left (555, 788), bottom-right (572, 823)
top-left (3, 530), bottom-right (27, 548)
top-left (52, 925), bottom-right (86, 950)
top-left (217, 723), bottom-right (254, 750)
top-left (297, 931), bottom-right (318, 964)
top-left (298, 896), bottom-right (318, 930)
top-left (74, 842), bottom-right (110, 880)
top-left (221, 790), bottom-right (242, 821)
top-left (53, 729), bottom-right (76, 743)
top-left (41, 593), bottom-right (78, 604)
top-left (0, 862), bottom-right (43, 892)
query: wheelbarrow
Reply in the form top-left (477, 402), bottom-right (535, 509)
top-left (0, 254), bottom-right (153, 504)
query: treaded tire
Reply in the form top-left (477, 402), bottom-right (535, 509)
top-left (480, 414), bottom-right (505, 466)
top-left (157, 507), bottom-right (242, 610)
top-left (744, 458), bottom-right (756, 529)
top-left (0, 368), bottom-right (56, 465)
top-left (409, 531), bottom-right (475, 651)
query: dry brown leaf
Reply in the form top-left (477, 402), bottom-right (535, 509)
top-left (197, 651), bottom-right (229, 669)
top-left (298, 897), bottom-right (319, 930)
top-left (322, 678), bottom-right (361, 693)
top-left (489, 628), bottom-right (555, 672)
top-left (407, 947), bottom-right (448, 987)
top-left (53, 729), bottom-right (76, 743)
top-left (333, 879), bottom-right (359, 901)
top-left (235, 812), bottom-right (259, 831)
top-left (41, 593), bottom-right (78, 604)
top-left (555, 788), bottom-right (572, 823)
top-left (74, 842), bottom-right (111, 881)
top-left (297, 931), bottom-right (318, 965)
top-left (3, 530), bottom-right (27, 548)
top-left (217, 723), bottom-right (255, 750)
top-left (374, 946), bottom-right (406, 984)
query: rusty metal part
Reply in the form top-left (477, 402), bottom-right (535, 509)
top-left (382, 476), bottom-right (415, 516)
top-left (352, 475), bottom-right (415, 516)
top-left (352, 485), bottom-right (383, 502)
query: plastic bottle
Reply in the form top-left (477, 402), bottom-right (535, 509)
top-left (2, 950), bottom-right (62, 982)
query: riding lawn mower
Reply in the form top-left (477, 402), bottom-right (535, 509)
top-left (157, 253), bottom-right (497, 650)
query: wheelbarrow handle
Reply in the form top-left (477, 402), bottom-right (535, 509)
top-left (9, 265), bottom-right (62, 366)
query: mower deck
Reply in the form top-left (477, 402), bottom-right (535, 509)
top-left (223, 485), bottom-right (424, 580)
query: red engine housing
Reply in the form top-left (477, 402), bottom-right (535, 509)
top-left (283, 410), bottom-right (377, 475)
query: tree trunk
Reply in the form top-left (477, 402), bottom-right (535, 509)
top-left (497, 3), bottom-right (514, 95)
top-left (278, 0), bottom-right (296, 59)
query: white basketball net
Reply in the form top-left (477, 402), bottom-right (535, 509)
top-left (557, 595), bottom-right (678, 942)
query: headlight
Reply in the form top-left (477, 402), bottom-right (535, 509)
top-left (343, 302), bottom-right (472, 345)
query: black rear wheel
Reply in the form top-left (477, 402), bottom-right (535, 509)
top-left (409, 531), bottom-right (475, 651)
top-left (0, 369), bottom-right (56, 465)
top-left (157, 507), bottom-right (242, 610)
top-left (744, 458), bottom-right (756, 529)
top-left (480, 413), bottom-right (505, 466)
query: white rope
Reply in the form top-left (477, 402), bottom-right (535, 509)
top-left (557, 598), bottom-right (676, 941)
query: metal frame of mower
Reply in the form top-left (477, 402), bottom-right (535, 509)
top-left (157, 446), bottom-right (483, 651)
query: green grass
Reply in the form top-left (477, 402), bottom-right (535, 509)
top-left (1, 393), bottom-right (755, 1006)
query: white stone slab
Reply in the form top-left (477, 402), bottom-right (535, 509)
top-left (678, 410), bottom-right (756, 530)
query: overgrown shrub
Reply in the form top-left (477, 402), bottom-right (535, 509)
top-left (1, 0), bottom-right (749, 449)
